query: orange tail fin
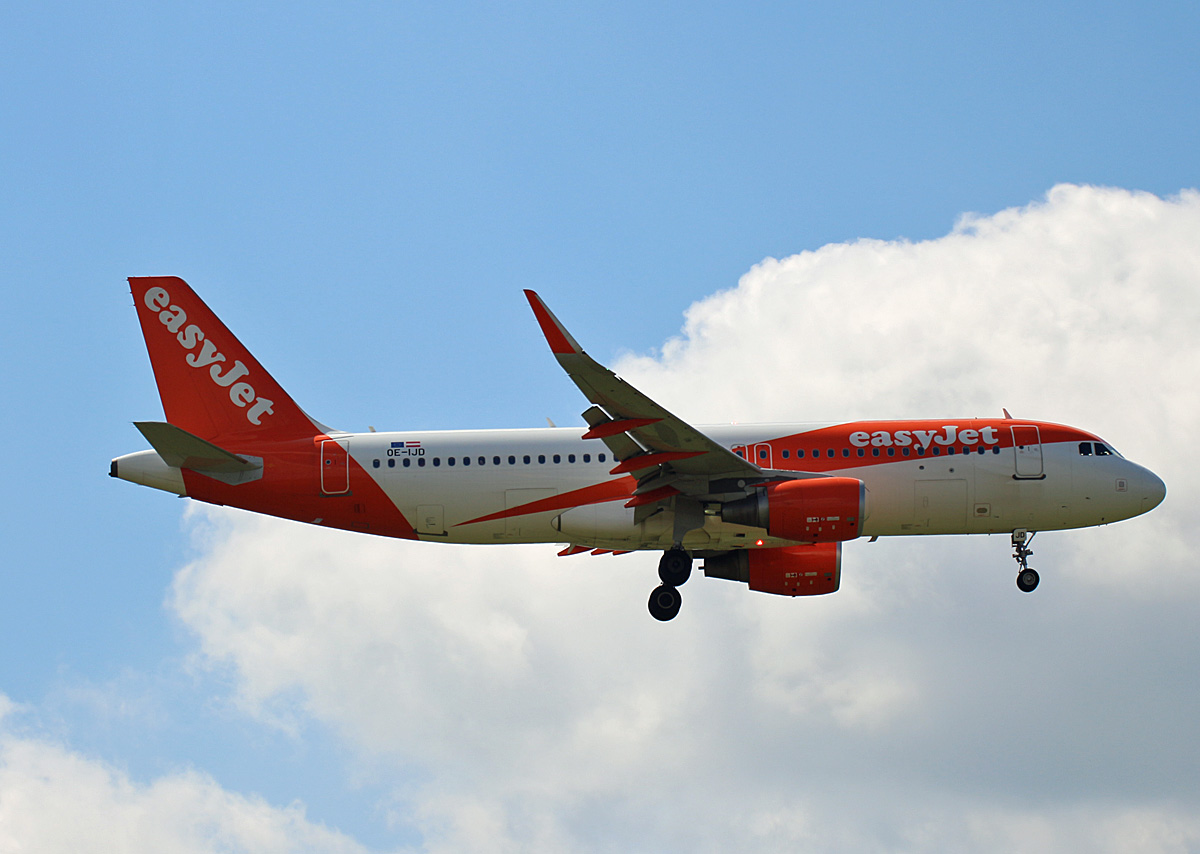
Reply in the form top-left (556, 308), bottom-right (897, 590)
top-left (129, 276), bottom-right (325, 443)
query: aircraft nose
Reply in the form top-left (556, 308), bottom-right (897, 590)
top-left (1143, 468), bottom-right (1166, 511)
top-left (1132, 464), bottom-right (1166, 513)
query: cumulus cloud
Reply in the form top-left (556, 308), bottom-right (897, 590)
top-left (167, 185), bottom-right (1200, 851)
top-left (0, 693), bottom-right (367, 854)
top-left (622, 186), bottom-right (1197, 431)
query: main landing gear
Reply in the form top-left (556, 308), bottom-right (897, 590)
top-left (1011, 529), bottom-right (1040, 593)
top-left (648, 548), bottom-right (691, 621)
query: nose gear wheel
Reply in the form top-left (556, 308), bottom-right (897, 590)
top-left (1011, 530), bottom-right (1039, 593)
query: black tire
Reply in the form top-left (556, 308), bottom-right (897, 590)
top-left (658, 549), bottom-right (692, 587)
top-left (1017, 568), bottom-right (1040, 593)
top-left (648, 584), bottom-right (682, 621)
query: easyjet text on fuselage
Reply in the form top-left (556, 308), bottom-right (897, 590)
top-left (847, 425), bottom-right (1000, 449)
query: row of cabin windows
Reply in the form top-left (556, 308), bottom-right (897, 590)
top-left (375, 443), bottom-right (1017, 471)
top-left (1079, 442), bottom-right (1114, 456)
top-left (371, 452), bottom-right (609, 470)
top-left (740, 446), bottom-right (1004, 460)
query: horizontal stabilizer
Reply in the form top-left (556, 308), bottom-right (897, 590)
top-left (134, 421), bottom-right (262, 475)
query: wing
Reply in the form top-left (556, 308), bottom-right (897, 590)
top-left (524, 291), bottom-right (779, 518)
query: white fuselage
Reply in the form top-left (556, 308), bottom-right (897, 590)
top-left (323, 423), bottom-right (1163, 551)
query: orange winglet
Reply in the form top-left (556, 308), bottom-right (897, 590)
top-left (524, 290), bottom-right (581, 356)
top-left (610, 451), bottom-right (704, 474)
top-left (582, 418), bottom-right (662, 440)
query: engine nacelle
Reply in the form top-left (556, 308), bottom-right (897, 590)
top-left (704, 543), bottom-right (841, 596)
top-left (720, 477), bottom-right (866, 543)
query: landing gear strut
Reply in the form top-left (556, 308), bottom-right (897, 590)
top-left (649, 549), bottom-right (691, 621)
top-left (1011, 529), bottom-right (1040, 593)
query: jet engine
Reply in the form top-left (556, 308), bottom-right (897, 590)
top-left (704, 543), bottom-right (842, 596)
top-left (719, 476), bottom-right (866, 543)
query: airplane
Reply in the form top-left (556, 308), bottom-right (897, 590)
top-left (112, 276), bottom-right (1166, 621)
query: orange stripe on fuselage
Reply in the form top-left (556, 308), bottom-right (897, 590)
top-left (181, 434), bottom-right (418, 539)
top-left (455, 476), bottom-right (636, 527)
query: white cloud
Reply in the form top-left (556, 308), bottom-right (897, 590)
top-left (166, 185), bottom-right (1200, 851)
top-left (0, 694), bottom-right (369, 854)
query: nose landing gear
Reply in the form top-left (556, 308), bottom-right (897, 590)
top-left (1011, 529), bottom-right (1039, 592)
top-left (648, 548), bottom-right (691, 621)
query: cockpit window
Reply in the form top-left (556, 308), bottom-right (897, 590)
top-left (1078, 442), bottom-right (1092, 456)
top-left (1094, 443), bottom-right (1114, 456)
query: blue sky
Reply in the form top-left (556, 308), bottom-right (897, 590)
top-left (3, 2), bottom-right (1200, 850)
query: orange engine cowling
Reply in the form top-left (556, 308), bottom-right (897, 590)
top-left (703, 543), bottom-right (842, 596)
top-left (720, 477), bottom-right (866, 543)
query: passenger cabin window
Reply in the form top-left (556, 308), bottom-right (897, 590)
top-left (388, 459), bottom-right (395, 468)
